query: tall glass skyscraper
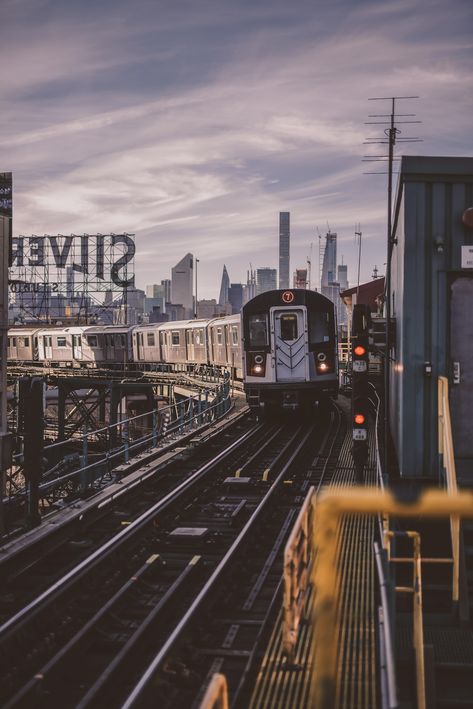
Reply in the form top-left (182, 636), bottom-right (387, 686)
top-left (218, 264), bottom-right (230, 306)
top-left (279, 212), bottom-right (290, 289)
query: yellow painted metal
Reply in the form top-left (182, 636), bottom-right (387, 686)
top-left (282, 486), bottom-right (315, 658)
top-left (438, 376), bottom-right (460, 602)
top-left (199, 673), bottom-right (229, 709)
top-left (235, 468), bottom-right (242, 478)
top-left (262, 468), bottom-right (270, 482)
top-left (309, 487), bottom-right (473, 709)
top-left (386, 531), bottom-right (425, 709)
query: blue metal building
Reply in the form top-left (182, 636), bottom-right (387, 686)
top-left (390, 156), bottom-right (473, 480)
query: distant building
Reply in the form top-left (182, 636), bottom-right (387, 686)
top-left (171, 253), bottom-right (194, 318)
top-left (197, 299), bottom-right (231, 318)
top-left (256, 267), bottom-right (277, 295)
top-left (321, 231), bottom-right (337, 290)
top-left (218, 265), bottom-right (230, 306)
top-left (145, 283), bottom-right (166, 316)
top-left (243, 269), bottom-right (257, 304)
top-left (293, 269), bottom-right (308, 289)
top-left (228, 283), bottom-right (243, 313)
top-left (166, 303), bottom-right (187, 321)
top-left (161, 279), bottom-right (171, 303)
top-left (279, 212), bottom-right (290, 289)
top-left (337, 264), bottom-right (348, 292)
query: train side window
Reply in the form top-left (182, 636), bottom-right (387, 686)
top-left (120, 334), bottom-right (126, 347)
top-left (24, 337), bottom-right (29, 347)
top-left (280, 314), bottom-right (298, 341)
top-left (216, 328), bottom-right (223, 345)
top-left (160, 331), bottom-right (165, 346)
top-left (57, 337), bottom-right (67, 347)
top-left (248, 314), bottom-right (268, 347)
top-left (147, 332), bottom-right (155, 346)
top-left (309, 310), bottom-right (330, 344)
top-left (195, 330), bottom-right (201, 345)
top-left (87, 335), bottom-right (98, 348)
top-left (231, 326), bottom-right (239, 345)
top-left (172, 331), bottom-right (180, 345)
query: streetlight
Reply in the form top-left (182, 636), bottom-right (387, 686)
top-left (194, 257), bottom-right (199, 318)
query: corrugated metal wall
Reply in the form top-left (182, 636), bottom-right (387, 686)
top-left (390, 156), bottom-right (473, 478)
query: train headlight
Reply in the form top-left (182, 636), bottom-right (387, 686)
top-left (318, 362), bottom-right (328, 372)
top-left (248, 353), bottom-right (266, 377)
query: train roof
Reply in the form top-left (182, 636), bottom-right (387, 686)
top-left (242, 288), bottom-right (334, 312)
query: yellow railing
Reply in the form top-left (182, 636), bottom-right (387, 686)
top-left (438, 376), bottom-right (460, 602)
top-left (309, 487), bottom-right (473, 709)
top-left (385, 530), bottom-right (425, 709)
top-left (283, 486), bottom-right (315, 658)
top-left (199, 673), bottom-right (228, 709)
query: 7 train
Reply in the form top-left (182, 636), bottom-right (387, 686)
top-left (7, 289), bottom-right (338, 412)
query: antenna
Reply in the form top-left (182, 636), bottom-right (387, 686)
top-left (355, 225), bottom-right (362, 299)
top-left (306, 242), bottom-right (313, 290)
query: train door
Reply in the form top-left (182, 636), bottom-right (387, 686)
top-left (449, 274), bottom-right (473, 482)
top-left (72, 334), bottom-right (82, 360)
top-left (271, 308), bottom-right (307, 382)
top-left (44, 335), bottom-right (53, 360)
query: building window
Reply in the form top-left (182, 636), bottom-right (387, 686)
top-left (147, 332), bottom-right (155, 346)
top-left (57, 336), bottom-right (67, 347)
top-left (172, 331), bottom-right (180, 345)
top-left (87, 335), bottom-right (98, 348)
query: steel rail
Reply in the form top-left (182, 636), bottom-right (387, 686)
top-left (0, 422), bottom-right (264, 645)
top-left (121, 424), bottom-right (315, 709)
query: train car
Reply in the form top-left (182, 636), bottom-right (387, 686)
top-left (7, 327), bottom-right (42, 363)
top-left (242, 289), bottom-right (338, 412)
top-left (132, 324), bottom-right (162, 365)
top-left (37, 326), bottom-right (88, 366)
top-left (183, 319), bottom-right (209, 365)
top-left (208, 315), bottom-right (242, 378)
top-left (87, 325), bottom-right (133, 367)
top-left (158, 321), bottom-right (187, 365)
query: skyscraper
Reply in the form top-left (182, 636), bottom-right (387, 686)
top-left (279, 212), bottom-right (290, 289)
top-left (321, 231), bottom-right (337, 290)
top-left (218, 264), bottom-right (230, 306)
top-left (171, 253), bottom-right (194, 318)
top-left (256, 267), bottom-right (277, 295)
top-left (228, 283), bottom-right (243, 313)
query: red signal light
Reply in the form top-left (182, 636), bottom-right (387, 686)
top-left (354, 413), bottom-right (365, 425)
top-left (354, 345), bottom-right (366, 357)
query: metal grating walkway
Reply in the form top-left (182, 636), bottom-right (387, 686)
top-left (249, 400), bottom-right (378, 708)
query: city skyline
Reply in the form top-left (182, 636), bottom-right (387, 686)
top-left (2, 0), bottom-right (472, 299)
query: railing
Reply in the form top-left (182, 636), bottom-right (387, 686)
top-left (384, 530), bottom-right (425, 709)
top-left (282, 485), bottom-right (315, 658)
top-left (199, 673), bottom-right (228, 709)
top-left (309, 488), bottom-right (473, 709)
top-left (438, 375), bottom-right (460, 603)
top-left (4, 377), bottom-right (232, 505)
top-left (374, 542), bottom-right (398, 709)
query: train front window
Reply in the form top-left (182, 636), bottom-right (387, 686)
top-left (248, 314), bottom-right (268, 347)
top-left (309, 310), bottom-right (331, 344)
top-left (280, 314), bottom-right (298, 341)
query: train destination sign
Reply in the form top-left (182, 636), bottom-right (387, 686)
top-left (9, 233), bottom-right (135, 290)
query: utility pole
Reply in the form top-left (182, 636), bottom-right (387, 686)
top-left (364, 96), bottom-right (421, 478)
top-left (355, 226), bottom-right (362, 300)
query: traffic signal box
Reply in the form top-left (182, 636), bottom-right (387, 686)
top-left (351, 305), bottom-right (371, 477)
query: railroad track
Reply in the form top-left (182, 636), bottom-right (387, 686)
top-left (0, 410), bottom-right (254, 620)
top-left (0, 404), bottom-right (342, 708)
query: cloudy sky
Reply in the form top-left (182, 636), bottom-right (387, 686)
top-left (2, 0), bottom-right (472, 298)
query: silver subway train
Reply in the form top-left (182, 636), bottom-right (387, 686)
top-left (8, 290), bottom-right (339, 412)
